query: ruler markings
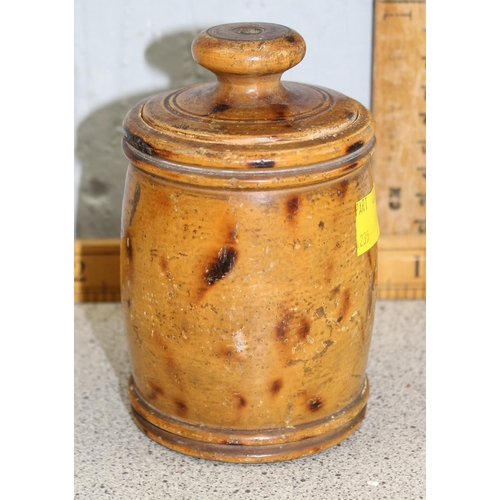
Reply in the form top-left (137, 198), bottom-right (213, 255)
top-left (372, 0), bottom-right (426, 236)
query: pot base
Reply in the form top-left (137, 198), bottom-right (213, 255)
top-left (128, 376), bottom-right (369, 463)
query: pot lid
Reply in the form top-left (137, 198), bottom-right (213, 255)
top-left (122, 22), bottom-right (374, 170)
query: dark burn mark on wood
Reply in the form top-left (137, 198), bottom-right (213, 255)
top-left (298, 319), bottom-right (311, 339)
top-left (285, 35), bottom-right (296, 43)
top-left (275, 311), bottom-right (311, 343)
top-left (148, 382), bottom-right (164, 400)
top-left (342, 289), bottom-right (351, 314)
top-left (164, 357), bottom-right (181, 383)
top-left (129, 183), bottom-right (141, 226)
top-left (203, 246), bottom-right (238, 286)
top-left (347, 162), bottom-right (358, 171)
top-left (211, 103), bottom-right (231, 113)
top-left (127, 298), bottom-right (131, 309)
top-left (318, 221), bottom-right (324, 230)
top-left (175, 399), bottom-right (188, 417)
top-left (338, 290), bottom-right (351, 323)
top-left (328, 284), bottom-right (341, 301)
top-left (346, 140), bottom-right (364, 154)
top-left (316, 306), bottom-right (325, 318)
top-left (124, 129), bottom-right (154, 155)
top-left (337, 179), bottom-right (349, 198)
top-left (220, 347), bottom-right (233, 358)
top-left (222, 439), bottom-right (243, 446)
top-left (249, 159), bottom-right (275, 168)
top-left (270, 379), bottom-right (283, 396)
top-left (286, 196), bottom-right (301, 220)
top-left (236, 395), bottom-right (247, 408)
top-left (159, 255), bottom-right (169, 273)
top-left (269, 103), bottom-right (289, 121)
top-left (276, 313), bottom-right (293, 341)
top-left (308, 397), bottom-right (323, 412)
top-left (287, 196), bottom-right (300, 214)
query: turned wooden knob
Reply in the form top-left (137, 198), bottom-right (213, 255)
top-left (191, 22), bottom-right (306, 103)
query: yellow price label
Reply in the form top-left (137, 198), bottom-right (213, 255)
top-left (356, 185), bottom-right (380, 256)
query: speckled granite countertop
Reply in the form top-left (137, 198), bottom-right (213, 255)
top-left (75, 300), bottom-right (425, 499)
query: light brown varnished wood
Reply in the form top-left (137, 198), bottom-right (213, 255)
top-left (120, 22), bottom-right (377, 463)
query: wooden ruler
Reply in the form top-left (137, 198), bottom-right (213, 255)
top-left (371, 0), bottom-right (426, 235)
top-left (377, 234), bottom-right (425, 299)
top-left (74, 239), bottom-right (121, 303)
top-left (74, 236), bottom-right (425, 302)
top-left (370, 0), bottom-right (426, 298)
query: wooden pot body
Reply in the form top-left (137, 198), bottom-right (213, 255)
top-left (120, 22), bottom-right (377, 463)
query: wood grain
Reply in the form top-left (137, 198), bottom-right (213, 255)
top-left (371, 0), bottom-right (426, 235)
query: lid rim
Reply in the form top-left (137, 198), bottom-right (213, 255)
top-left (123, 83), bottom-right (374, 169)
top-left (122, 136), bottom-right (375, 181)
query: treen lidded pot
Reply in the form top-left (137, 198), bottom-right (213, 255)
top-left (121, 22), bottom-right (378, 463)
